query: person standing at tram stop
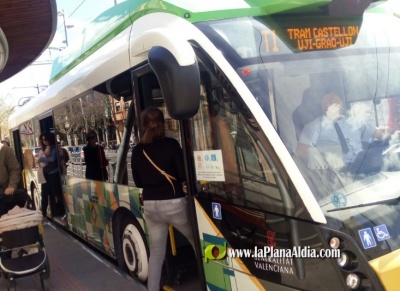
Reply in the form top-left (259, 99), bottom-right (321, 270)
top-left (131, 107), bottom-right (195, 291)
top-left (83, 131), bottom-right (109, 181)
top-left (37, 133), bottom-right (49, 199)
top-left (38, 132), bottom-right (64, 218)
top-left (0, 141), bottom-right (21, 216)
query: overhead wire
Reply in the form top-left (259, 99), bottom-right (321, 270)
top-left (56, 0), bottom-right (88, 32)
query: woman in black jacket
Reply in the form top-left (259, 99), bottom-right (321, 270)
top-left (131, 107), bottom-right (194, 291)
top-left (83, 131), bottom-right (109, 181)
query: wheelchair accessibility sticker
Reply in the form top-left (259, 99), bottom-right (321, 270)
top-left (358, 228), bottom-right (376, 249)
top-left (212, 202), bottom-right (222, 220)
top-left (373, 224), bottom-right (390, 241)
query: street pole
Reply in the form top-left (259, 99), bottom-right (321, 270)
top-left (61, 11), bottom-right (68, 46)
top-left (58, 10), bottom-right (68, 47)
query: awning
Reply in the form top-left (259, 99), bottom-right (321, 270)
top-left (0, 0), bottom-right (57, 82)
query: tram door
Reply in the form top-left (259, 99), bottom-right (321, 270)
top-left (132, 66), bottom-right (198, 285)
top-left (10, 129), bottom-right (25, 189)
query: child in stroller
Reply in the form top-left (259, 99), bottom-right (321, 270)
top-left (0, 189), bottom-right (50, 291)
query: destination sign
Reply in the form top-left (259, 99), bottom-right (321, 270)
top-left (262, 25), bottom-right (360, 53)
top-left (260, 15), bottom-right (363, 54)
top-left (286, 25), bottom-right (359, 51)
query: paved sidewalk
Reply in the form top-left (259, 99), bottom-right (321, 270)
top-left (0, 221), bottom-right (147, 291)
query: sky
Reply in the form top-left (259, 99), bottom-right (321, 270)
top-left (2, 0), bottom-right (400, 107)
top-left (0, 0), bottom-right (122, 106)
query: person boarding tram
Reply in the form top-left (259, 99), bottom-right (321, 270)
top-left (131, 107), bottom-right (195, 291)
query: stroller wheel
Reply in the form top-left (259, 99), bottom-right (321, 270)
top-left (7, 279), bottom-right (16, 291)
top-left (40, 277), bottom-right (50, 291)
top-left (41, 256), bottom-right (51, 279)
top-left (40, 257), bottom-right (50, 290)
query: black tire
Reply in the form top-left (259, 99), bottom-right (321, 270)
top-left (7, 280), bottom-right (16, 291)
top-left (115, 215), bottom-right (149, 282)
top-left (40, 277), bottom-right (50, 291)
top-left (41, 256), bottom-right (51, 279)
top-left (40, 263), bottom-right (50, 291)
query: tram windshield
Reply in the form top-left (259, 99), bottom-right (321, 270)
top-left (196, 11), bottom-right (400, 256)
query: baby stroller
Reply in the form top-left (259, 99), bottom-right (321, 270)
top-left (0, 190), bottom-right (50, 291)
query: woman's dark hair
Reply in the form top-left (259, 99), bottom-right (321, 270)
top-left (140, 107), bottom-right (165, 144)
top-left (39, 133), bottom-right (46, 150)
top-left (42, 131), bottom-right (56, 146)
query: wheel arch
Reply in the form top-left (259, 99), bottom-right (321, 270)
top-left (112, 206), bottom-right (150, 281)
top-left (112, 207), bottom-right (147, 243)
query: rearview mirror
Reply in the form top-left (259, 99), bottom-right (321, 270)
top-left (148, 46), bottom-right (200, 119)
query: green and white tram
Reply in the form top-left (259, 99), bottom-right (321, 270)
top-left (9, 0), bottom-right (400, 290)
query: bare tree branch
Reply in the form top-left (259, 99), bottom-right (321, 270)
top-left (0, 95), bottom-right (13, 140)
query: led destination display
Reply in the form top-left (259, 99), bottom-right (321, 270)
top-left (260, 16), bottom-right (363, 53)
top-left (286, 25), bottom-right (359, 51)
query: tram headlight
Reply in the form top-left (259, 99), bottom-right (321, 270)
top-left (337, 252), bottom-right (349, 268)
top-left (329, 237), bottom-right (341, 249)
top-left (346, 273), bottom-right (360, 289)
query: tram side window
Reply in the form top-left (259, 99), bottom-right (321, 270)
top-left (19, 121), bottom-right (36, 170)
top-left (136, 71), bottom-right (181, 144)
top-left (54, 92), bottom-right (110, 147)
top-left (53, 91), bottom-right (112, 179)
top-left (191, 65), bottom-right (299, 217)
top-left (70, 99), bottom-right (87, 145)
top-left (54, 104), bottom-right (74, 147)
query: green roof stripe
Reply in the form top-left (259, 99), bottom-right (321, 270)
top-left (49, 0), bottom-right (331, 84)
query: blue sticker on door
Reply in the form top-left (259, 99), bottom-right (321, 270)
top-left (373, 224), bottom-right (390, 241)
top-left (358, 228), bottom-right (376, 249)
top-left (212, 202), bottom-right (222, 220)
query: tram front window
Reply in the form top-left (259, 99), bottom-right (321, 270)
top-left (196, 10), bottom-right (400, 256)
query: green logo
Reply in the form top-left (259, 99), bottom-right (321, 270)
top-left (204, 242), bottom-right (227, 262)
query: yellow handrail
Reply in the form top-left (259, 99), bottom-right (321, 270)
top-left (22, 169), bottom-right (26, 189)
top-left (169, 225), bottom-right (177, 256)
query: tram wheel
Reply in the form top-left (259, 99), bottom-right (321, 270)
top-left (116, 215), bottom-right (149, 282)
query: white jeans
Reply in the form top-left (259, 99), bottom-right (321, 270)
top-left (144, 197), bottom-right (195, 291)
